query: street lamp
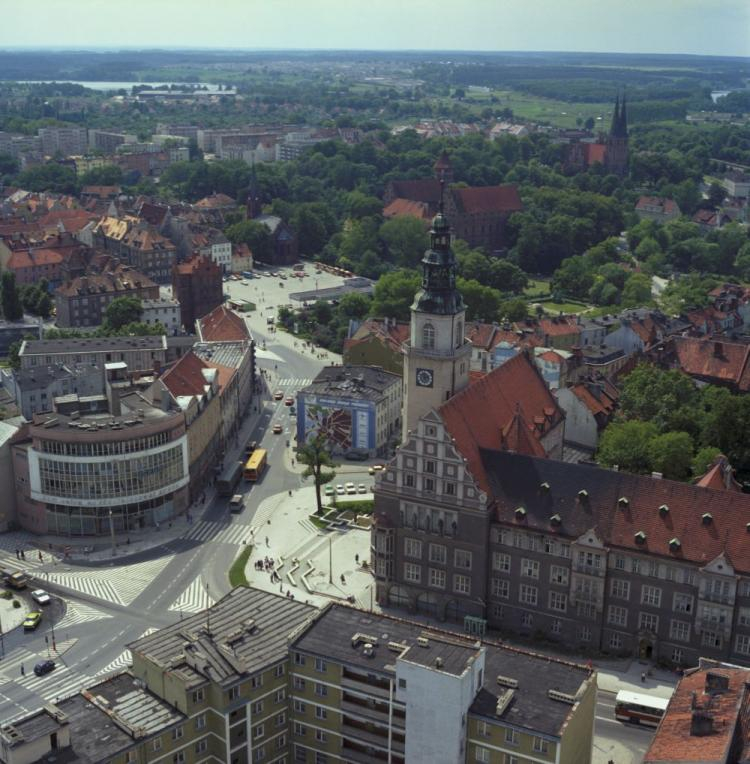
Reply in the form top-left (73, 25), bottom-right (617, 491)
top-left (108, 509), bottom-right (116, 557)
top-left (46, 572), bottom-right (56, 652)
top-left (329, 536), bottom-right (333, 585)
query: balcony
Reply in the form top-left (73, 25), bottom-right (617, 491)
top-left (573, 561), bottom-right (605, 577)
top-left (700, 592), bottom-right (734, 607)
top-left (341, 669), bottom-right (392, 700)
top-left (342, 739), bottom-right (405, 764)
top-left (342, 716), bottom-right (405, 751)
top-left (341, 693), bottom-right (405, 728)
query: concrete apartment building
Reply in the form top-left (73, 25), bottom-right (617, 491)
top-left (37, 126), bottom-right (88, 157)
top-left (54, 263), bottom-right (160, 328)
top-left (88, 129), bottom-right (137, 153)
top-left (1, 587), bottom-right (596, 764)
top-left (296, 365), bottom-right (402, 458)
top-left (142, 297), bottom-right (182, 334)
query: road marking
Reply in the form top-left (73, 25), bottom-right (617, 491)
top-left (169, 576), bottom-right (214, 615)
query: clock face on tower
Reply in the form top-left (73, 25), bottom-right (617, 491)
top-left (416, 368), bottom-right (434, 388)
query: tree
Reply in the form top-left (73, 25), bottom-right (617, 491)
top-left (597, 420), bottom-right (658, 474)
top-left (225, 220), bottom-right (273, 262)
top-left (621, 273), bottom-right (653, 308)
top-left (647, 431), bottom-right (694, 480)
top-left (379, 216), bottom-right (429, 268)
top-left (104, 297), bottom-right (143, 331)
top-left (345, 191), bottom-right (382, 219)
top-left (551, 255), bottom-right (594, 299)
top-left (80, 164), bottom-right (123, 187)
top-left (293, 207), bottom-right (328, 257)
top-left (735, 241), bottom-right (750, 281)
top-left (337, 292), bottom-right (371, 321)
top-left (298, 433), bottom-right (338, 515)
top-left (1, 272), bottom-right (23, 321)
top-left (692, 446), bottom-right (722, 478)
top-left (457, 278), bottom-right (503, 322)
top-left (15, 163), bottom-right (78, 194)
top-left (707, 181), bottom-right (726, 208)
top-left (369, 269), bottom-right (421, 321)
top-left (498, 296), bottom-right (528, 322)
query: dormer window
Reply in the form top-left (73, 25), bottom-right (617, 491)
top-left (669, 538), bottom-right (681, 552)
top-left (659, 504), bottom-right (669, 516)
top-left (578, 489), bottom-right (588, 500)
top-left (634, 531), bottom-right (647, 545)
top-left (618, 497), bottom-right (629, 509)
top-left (515, 506), bottom-right (527, 520)
top-left (702, 513), bottom-right (713, 526)
top-left (422, 323), bottom-right (435, 350)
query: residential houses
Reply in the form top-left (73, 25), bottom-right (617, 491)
top-left (635, 196), bottom-right (681, 223)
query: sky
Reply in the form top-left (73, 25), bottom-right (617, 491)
top-left (2, 0), bottom-right (749, 57)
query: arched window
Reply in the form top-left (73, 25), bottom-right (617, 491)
top-left (455, 320), bottom-right (463, 348)
top-left (422, 323), bottom-right (435, 350)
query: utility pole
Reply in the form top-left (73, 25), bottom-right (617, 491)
top-left (108, 509), bottom-right (116, 557)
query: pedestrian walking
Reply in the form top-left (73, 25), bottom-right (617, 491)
top-left (265, 536), bottom-right (269, 547)
top-left (20, 664), bottom-right (24, 676)
top-left (14, 549), bottom-right (19, 559)
top-left (20, 550), bottom-right (25, 560)
top-left (38, 551), bottom-right (43, 563)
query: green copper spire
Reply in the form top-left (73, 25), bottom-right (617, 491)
top-left (411, 182), bottom-right (466, 315)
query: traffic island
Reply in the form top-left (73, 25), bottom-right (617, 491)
top-left (0, 589), bottom-right (29, 631)
top-left (228, 544), bottom-right (254, 588)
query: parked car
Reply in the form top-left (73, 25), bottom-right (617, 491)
top-left (23, 611), bottom-right (42, 631)
top-left (357, 484), bottom-right (367, 494)
top-left (335, 484), bottom-right (345, 495)
top-left (368, 464), bottom-right (385, 475)
top-left (33, 660), bottom-right (56, 677)
top-left (345, 482), bottom-right (357, 495)
top-left (31, 589), bottom-right (51, 606)
top-left (324, 485), bottom-right (334, 496)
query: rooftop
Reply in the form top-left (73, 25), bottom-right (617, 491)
top-left (197, 304), bottom-right (250, 343)
top-left (293, 603), bottom-right (593, 739)
top-left (128, 588), bottom-right (315, 688)
top-left (301, 364), bottom-right (401, 402)
top-left (21, 335), bottom-right (167, 356)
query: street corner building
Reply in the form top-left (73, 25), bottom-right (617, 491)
top-left (296, 365), bottom-right (402, 458)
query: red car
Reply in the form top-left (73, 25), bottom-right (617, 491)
top-left (284, 397), bottom-right (294, 406)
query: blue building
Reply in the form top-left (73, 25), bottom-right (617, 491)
top-left (296, 365), bottom-right (402, 458)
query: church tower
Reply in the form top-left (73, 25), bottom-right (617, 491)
top-left (402, 187), bottom-right (471, 441)
top-left (605, 93), bottom-right (629, 177)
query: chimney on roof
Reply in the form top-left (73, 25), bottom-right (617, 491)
top-left (690, 711), bottom-right (714, 737)
top-left (713, 341), bottom-right (723, 358)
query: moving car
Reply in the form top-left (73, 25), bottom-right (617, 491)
top-left (335, 484), bottom-right (345, 495)
top-left (357, 484), bottom-right (367, 494)
top-left (345, 482), bottom-right (357, 495)
top-left (23, 611), bottom-right (42, 631)
top-left (368, 464), bottom-right (385, 475)
top-left (272, 423), bottom-right (283, 434)
top-left (34, 660), bottom-right (56, 677)
top-left (284, 397), bottom-right (294, 406)
top-left (229, 495), bottom-right (243, 513)
top-left (31, 589), bottom-right (51, 606)
top-left (274, 391), bottom-right (284, 400)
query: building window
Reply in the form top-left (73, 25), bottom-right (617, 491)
top-left (641, 585), bottom-right (662, 607)
top-left (578, 551), bottom-right (601, 569)
top-left (631, 558), bottom-right (641, 574)
top-left (476, 720), bottom-right (490, 738)
top-left (294, 652), bottom-right (306, 666)
top-left (519, 584), bottom-right (537, 606)
top-left (429, 544), bottom-right (447, 564)
top-left (609, 633), bottom-right (623, 650)
top-left (315, 658), bottom-right (327, 672)
top-left (192, 688), bottom-right (205, 703)
top-left (491, 578), bottom-right (509, 599)
top-left (423, 477), bottom-right (435, 493)
top-left (404, 563), bottom-right (421, 583)
top-left (455, 549), bottom-right (472, 570)
top-left (228, 686), bottom-right (240, 701)
top-left (550, 565), bottom-right (568, 586)
top-left (674, 593), bottom-right (694, 614)
top-left (521, 612), bottom-right (533, 628)
top-left (672, 648), bottom-right (684, 664)
top-left (424, 460), bottom-right (436, 474)
top-left (670, 620), bottom-right (691, 643)
top-left (578, 625), bottom-right (592, 642)
top-left (253, 700), bottom-right (264, 715)
top-left (551, 619), bottom-right (561, 635)
top-left (315, 706), bottom-right (327, 720)
top-left (253, 724), bottom-right (264, 740)
top-left (505, 727), bottom-right (519, 746)
top-left (702, 630), bottom-right (722, 649)
top-left (173, 754), bottom-right (185, 764)
top-left (252, 675), bottom-right (263, 689)
top-left (172, 726), bottom-right (184, 741)
top-left (152, 738), bottom-right (162, 752)
top-left (422, 324), bottom-right (435, 350)
top-left (275, 688), bottom-right (286, 703)
top-left (314, 683), bottom-right (327, 697)
top-left (274, 664), bottom-right (285, 678)
top-left (195, 738), bottom-right (208, 755)
top-left (614, 555), bottom-right (625, 570)
top-left (294, 722), bottom-right (306, 737)
top-left (315, 754), bottom-right (328, 764)
top-left (549, 591), bottom-right (567, 612)
top-left (444, 481), bottom-right (456, 496)
top-left (736, 634), bottom-right (750, 655)
top-left (429, 568), bottom-right (446, 589)
top-left (475, 746), bottom-right (490, 763)
top-left (404, 473), bottom-right (415, 488)
top-left (533, 737), bottom-right (549, 754)
top-left (607, 605), bottom-right (628, 627)
top-left (315, 729), bottom-right (327, 743)
top-left (293, 676), bottom-right (306, 691)
top-left (639, 613), bottom-right (659, 633)
top-left (453, 574), bottom-right (471, 595)
top-left (196, 714), bottom-right (206, 731)
top-left (294, 699), bottom-right (306, 713)
top-left (404, 538), bottom-right (422, 559)
top-left (492, 552), bottom-right (511, 573)
top-left (611, 579), bottom-right (630, 600)
top-left (521, 559), bottom-right (540, 579)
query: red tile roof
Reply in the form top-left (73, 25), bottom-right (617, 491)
top-left (345, 318), bottom-right (410, 356)
top-left (696, 455), bottom-right (743, 492)
top-left (197, 304), bottom-right (250, 343)
top-left (538, 350), bottom-right (564, 364)
top-left (450, 184), bottom-right (523, 215)
top-left (387, 179), bottom-right (441, 204)
top-left (161, 351), bottom-right (212, 398)
top-left (438, 352), bottom-right (563, 493)
top-left (644, 666), bottom-right (750, 763)
top-left (670, 336), bottom-right (750, 391)
top-left (194, 193), bottom-right (236, 209)
top-left (382, 198), bottom-right (432, 221)
top-left (539, 317), bottom-right (581, 338)
top-left (569, 378), bottom-right (619, 418)
top-left (8, 248), bottom-right (63, 270)
top-left (636, 196), bottom-right (680, 215)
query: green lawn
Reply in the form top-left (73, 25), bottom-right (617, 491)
top-left (523, 278), bottom-right (551, 298)
top-left (535, 300), bottom-right (591, 315)
top-left (228, 544), bottom-right (253, 588)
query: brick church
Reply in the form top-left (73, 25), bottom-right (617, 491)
top-left (383, 153), bottom-right (523, 255)
top-left (564, 94), bottom-right (629, 177)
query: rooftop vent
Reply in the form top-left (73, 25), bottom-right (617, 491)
top-left (634, 531), bottom-right (647, 545)
top-left (702, 513), bottom-right (713, 526)
top-left (549, 513), bottom-right (562, 526)
top-left (387, 641), bottom-right (408, 653)
top-left (659, 504), bottom-right (669, 516)
top-left (362, 643), bottom-right (375, 658)
top-left (495, 688), bottom-right (515, 716)
top-left (515, 506), bottom-right (527, 519)
top-left (669, 538), bottom-right (681, 552)
top-left (548, 689), bottom-right (576, 705)
top-left (618, 497), bottom-right (629, 509)
top-left (705, 672), bottom-right (730, 695)
top-left (416, 637), bottom-right (429, 648)
top-left (496, 674), bottom-right (519, 689)
top-left (435, 657), bottom-right (443, 669)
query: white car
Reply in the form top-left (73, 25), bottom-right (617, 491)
top-left (31, 589), bottom-right (51, 606)
top-left (357, 484), bottom-right (367, 494)
top-left (345, 482), bottom-right (357, 495)
top-left (335, 484), bottom-right (345, 495)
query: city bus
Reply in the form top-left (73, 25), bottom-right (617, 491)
top-left (217, 460), bottom-right (243, 497)
top-left (244, 448), bottom-right (267, 481)
top-left (614, 690), bottom-right (669, 727)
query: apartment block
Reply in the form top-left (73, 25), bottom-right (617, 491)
top-left (37, 126), bottom-right (88, 157)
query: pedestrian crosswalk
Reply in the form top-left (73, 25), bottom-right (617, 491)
top-left (56, 602), bottom-right (113, 630)
top-left (181, 521), bottom-right (255, 547)
top-left (277, 378), bottom-right (312, 387)
top-left (169, 576), bottom-right (214, 615)
top-left (0, 647), bottom-right (91, 705)
top-left (45, 556), bottom-right (174, 607)
top-left (0, 533), bottom-right (57, 576)
top-left (95, 628), bottom-right (157, 678)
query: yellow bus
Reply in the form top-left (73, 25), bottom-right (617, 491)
top-left (244, 448), bottom-right (267, 481)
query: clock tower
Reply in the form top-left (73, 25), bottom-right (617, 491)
top-left (402, 189), bottom-right (471, 441)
